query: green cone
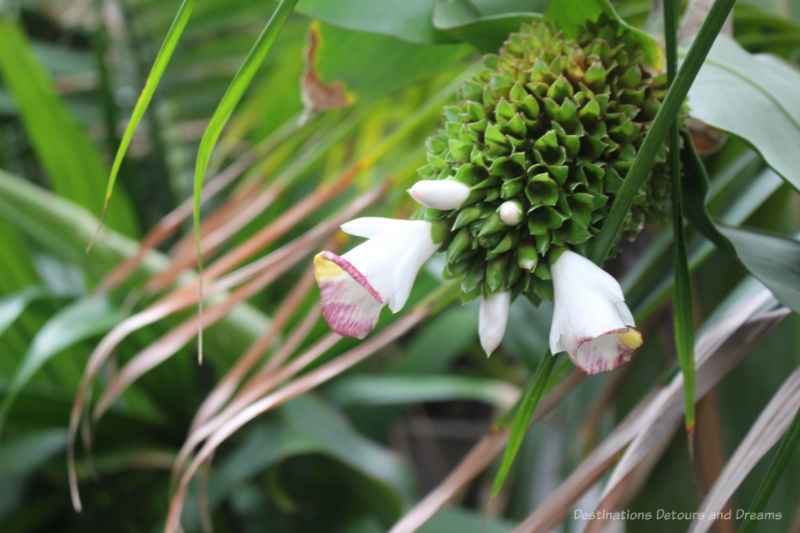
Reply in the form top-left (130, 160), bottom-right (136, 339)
top-left (418, 17), bottom-right (680, 302)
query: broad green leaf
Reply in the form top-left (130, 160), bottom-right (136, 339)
top-left (432, 0), bottom-right (543, 52)
top-left (307, 21), bottom-right (471, 104)
top-left (683, 34), bottom-right (800, 192)
top-left (296, 0), bottom-right (444, 44)
top-left (0, 287), bottom-right (43, 339)
top-left (0, 296), bottom-right (122, 429)
top-left (0, 15), bottom-right (138, 236)
top-left (327, 375), bottom-right (517, 409)
top-left (717, 224), bottom-right (800, 314)
top-left (95, 0), bottom-right (197, 244)
top-left (544, 0), bottom-right (663, 69)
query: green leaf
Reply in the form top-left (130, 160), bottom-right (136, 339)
top-left (297, 0), bottom-right (444, 44)
top-left (432, 0), bottom-right (543, 52)
top-left (308, 21), bottom-right (471, 103)
top-left (0, 15), bottom-right (138, 236)
top-left (95, 0), bottom-right (197, 242)
top-left (420, 508), bottom-right (515, 533)
top-left (193, 0), bottom-right (298, 272)
top-left (544, 0), bottom-right (663, 69)
top-left (665, 0), bottom-right (695, 433)
top-left (0, 286), bottom-right (43, 339)
top-left (327, 375), bottom-right (517, 409)
top-left (0, 296), bottom-right (122, 430)
top-left (683, 34), bottom-right (800, 192)
top-left (739, 406), bottom-right (800, 533)
top-left (0, 428), bottom-right (67, 478)
top-left (492, 350), bottom-right (558, 496)
top-left (716, 224), bottom-right (800, 314)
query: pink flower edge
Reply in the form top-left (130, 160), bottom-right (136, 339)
top-left (314, 251), bottom-right (384, 339)
top-left (570, 327), bottom-right (643, 375)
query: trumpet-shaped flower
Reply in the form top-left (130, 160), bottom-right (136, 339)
top-left (314, 217), bottom-right (439, 339)
top-left (479, 291), bottom-right (511, 357)
top-left (548, 250), bottom-right (642, 375)
top-left (408, 180), bottom-right (471, 210)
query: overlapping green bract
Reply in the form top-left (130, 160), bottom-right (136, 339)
top-left (419, 18), bottom-right (675, 304)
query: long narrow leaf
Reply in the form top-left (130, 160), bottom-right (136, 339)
top-left (739, 406), bottom-right (800, 533)
top-left (90, 0), bottom-right (198, 250)
top-left (192, 0), bottom-right (298, 271)
top-left (491, 350), bottom-right (559, 496)
top-left (665, 0), bottom-right (696, 433)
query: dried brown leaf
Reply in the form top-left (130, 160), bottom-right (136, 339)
top-left (389, 371), bottom-right (584, 533)
top-left (166, 305), bottom-right (433, 532)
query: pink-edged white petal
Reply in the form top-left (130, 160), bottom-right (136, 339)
top-left (408, 180), bottom-right (471, 210)
top-left (314, 252), bottom-right (383, 339)
top-left (548, 250), bottom-right (642, 375)
top-left (479, 291), bottom-right (511, 357)
top-left (314, 218), bottom-right (440, 338)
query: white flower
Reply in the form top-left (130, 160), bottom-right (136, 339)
top-left (408, 180), bottom-right (471, 210)
top-left (498, 200), bottom-right (523, 225)
top-left (314, 217), bottom-right (439, 339)
top-left (479, 291), bottom-right (511, 357)
top-left (549, 250), bottom-right (642, 375)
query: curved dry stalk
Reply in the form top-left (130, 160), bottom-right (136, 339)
top-left (388, 371), bottom-right (584, 533)
top-left (511, 291), bottom-right (787, 533)
top-left (69, 185), bottom-right (385, 509)
top-left (165, 305), bottom-right (434, 533)
top-left (584, 306), bottom-right (789, 532)
top-left (146, 183), bottom-right (282, 292)
top-left (188, 266), bottom-right (317, 434)
top-left (173, 328), bottom-right (338, 481)
top-left (97, 150), bottom-right (255, 293)
top-left (689, 367), bottom-right (800, 533)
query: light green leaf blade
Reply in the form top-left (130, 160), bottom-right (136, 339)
top-left (193, 0), bottom-right (298, 271)
top-left (683, 34), bottom-right (800, 191)
top-left (0, 296), bottom-right (122, 429)
top-left (0, 15), bottom-right (138, 236)
top-left (432, 0), bottom-right (543, 52)
top-left (327, 375), bottom-right (518, 409)
top-left (308, 21), bottom-right (471, 104)
top-left (94, 0), bottom-right (197, 244)
top-left (0, 286), bottom-right (43, 339)
top-left (296, 0), bottom-right (443, 44)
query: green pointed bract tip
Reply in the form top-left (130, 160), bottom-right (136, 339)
top-left (417, 16), bottom-right (681, 302)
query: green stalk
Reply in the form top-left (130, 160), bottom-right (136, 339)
top-left (739, 407), bottom-right (800, 533)
top-left (589, 0), bottom-right (736, 265)
top-left (664, 0), bottom-right (696, 434)
top-left (491, 350), bottom-right (559, 496)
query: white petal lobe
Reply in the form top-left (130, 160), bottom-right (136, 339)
top-left (479, 292), bottom-right (511, 357)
